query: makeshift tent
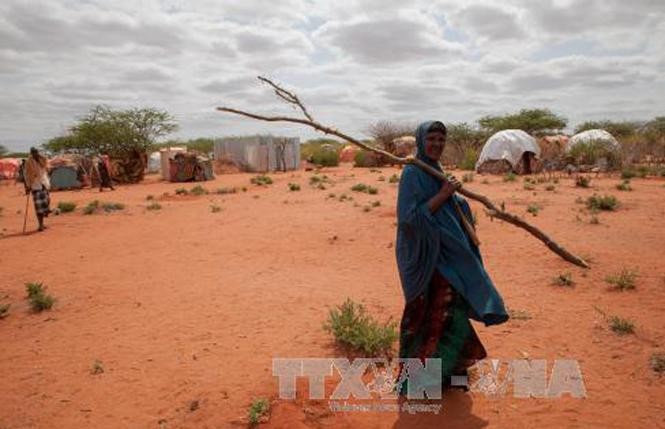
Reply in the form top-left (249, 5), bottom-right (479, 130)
top-left (476, 130), bottom-right (541, 174)
top-left (168, 152), bottom-right (214, 182)
top-left (0, 158), bottom-right (20, 180)
top-left (339, 145), bottom-right (358, 163)
top-left (110, 150), bottom-right (147, 184)
top-left (567, 129), bottom-right (620, 152)
top-left (48, 155), bottom-right (90, 190)
top-left (147, 151), bottom-right (161, 174)
top-left (213, 136), bottom-right (300, 172)
top-left (160, 147), bottom-right (186, 180)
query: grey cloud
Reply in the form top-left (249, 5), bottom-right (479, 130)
top-left (455, 5), bottom-right (524, 40)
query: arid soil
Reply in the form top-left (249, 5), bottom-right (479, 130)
top-left (1, 164), bottom-right (664, 429)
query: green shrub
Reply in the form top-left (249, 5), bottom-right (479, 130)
top-left (91, 360), bottom-right (104, 375)
top-left (527, 204), bottom-right (540, 216)
top-left (609, 316), bottom-right (635, 335)
top-left (575, 176), bottom-right (591, 188)
top-left (57, 201), bottom-right (77, 213)
top-left (210, 205), bottom-right (222, 213)
top-left (605, 268), bottom-right (637, 291)
top-left (351, 183), bottom-right (368, 192)
top-left (586, 194), bottom-right (618, 211)
top-left (288, 183), bottom-right (300, 191)
top-left (25, 282), bottom-right (55, 312)
top-left (503, 172), bottom-right (517, 182)
top-left (250, 175), bottom-right (273, 186)
top-left (248, 398), bottom-right (270, 426)
top-left (651, 353), bottom-right (665, 374)
top-left (102, 202), bottom-right (124, 212)
top-left (389, 174), bottom-right (400, 184)
top-left (146, 202), bottom-right (162, 211)
top-left (367, 186), bottom-right (378, 195)
top-left (508, 308), bottom-right (531, 320)
top-left (323, 298), bottom-right (398, 356)
top-left (616, 180), bottom-right (632, 191)
top-left (83, 200), bottom-right (100, 215)
top-left (567, 140), bottom-right (620, 168)
top-left (545, 185), bottom-right (556, 191)
top-left (190, 185), bottom-right (208, 196)
top-left (312, 149), bottom-right (339, 167)
top-left (175, 188), bottom-right (189, 195)
top-left (0, 303), bottom-right (10, 319)
top-left (553, 272), bottom-right (574, 287)
top-left (353, 150), bottom-right (382, 168)
top-left (458, 148), bottom-right (478, 171)
top-left (215, 187), bottom-right (237, 195)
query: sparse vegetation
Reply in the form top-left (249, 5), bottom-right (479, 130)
top-left (545, 185), bottom-right (556, 191)
top-left (609, 316), bottom-right (635, 335)
top-left (0, 303), bottom-right (10, 319)
top-left (210, 204), bottom-right (222, 213)
top-left (146, 195), bottom-right (154, 201)
top-left (586, 194), bottom-right (618, 211)
top-left (91, 360), bottom-right (104, 375)
top-left (324, 298), bottom-right (398, 356)
top-left (57, 201), bottom-right (77, 213)
top-left (147, 202), bottom-right (162, 211)
top-left (83, 200), bottom-right (100, 215)
top-left (651, 353), bottom-right (665, 374)
top-left (605, 268), bottom-right (638, 291)
top-left (248, 398), bottom-right (270, 427)
top-left (524, 182), bottom-right (535, 191)
top-left (190, 185), bottom-right (208, 196)
top-left (616, 180), bottom-right (632, 191)
top-left (462, 173), bottom-right (474, 183)
top-left (503, 172), bottom-right (517, 182)
top-left (508, 308), bottom-right (532, 320)
top-left (25, 282), bottom-right (55, 312)
top-left (102, 202), bottom-right (124, 212)
top-left (215, 187), bottom-right (237, 195)
top-left (575, 176), bottom-right (591, 188)
top-left (350, 183), bottom-right (378, 194)
top-left (553, 272), bottom-right (575, 287)
top-left (590, 215), bottom-right (600, 225)
top-left (527, 204), bottom-right (540, 216)
top-left (621, 168), bottom-right (637, 180)
top-left (388, 174), bottom-right (400, 184)
top-left (288, 183), bottom-right (301, 191)
top-left (251, 175), bottom-right (273, 186)
top-left (175, 188), bottom-right (188, 195)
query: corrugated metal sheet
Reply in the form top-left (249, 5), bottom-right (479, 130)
top-left (214, 136), bottom-right (300, 172)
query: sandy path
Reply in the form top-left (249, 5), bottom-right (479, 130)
top-left (1, 165), bottom-right (663, 428)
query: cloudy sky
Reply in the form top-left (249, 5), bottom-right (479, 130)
top-left (1, 0), bottom-right (664, 151)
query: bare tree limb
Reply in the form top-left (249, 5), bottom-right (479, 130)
top-left (216, 76), bottom-right (590, 269)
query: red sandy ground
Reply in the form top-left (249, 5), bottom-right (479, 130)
top-left (0, 165), bottom-right (663, 429)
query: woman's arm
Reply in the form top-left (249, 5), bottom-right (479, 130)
top-left (427, 177), bottom-right (461, 214)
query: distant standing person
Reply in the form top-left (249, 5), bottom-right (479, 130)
top-left (98, 154), bottom-right (115, 192)
top-left (24, 147), bottom-right (51, 232)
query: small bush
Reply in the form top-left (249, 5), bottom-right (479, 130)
top-left (102, 202), bottom-right (124, 212)
top-left (377, 176), bottom-right (385, 182)
top-left (311, 148), bottom-right (339, 167)
top-left (575, 176), bottom-right (591, 188)
top-left (388, 174), bottom-right (400, 184)
top-left (210, 205), bottom-right (222, 213)
top-left (371, 200), bottom-right (381, 207)
top-left (25, 282), bottom-right (54, 312)
top-left (651, 353), bottom-right (665, 374)
top-left (147, 202), bottom-right (162, 211)
top-left (324, 298), bottom-right (398, 356)
top-left (503, 172), bottom-right (517, 182)
top-left (353, 150), bottom-right (382, 168)
top-left (527, 204), bottom-right (540, 216)
top-left (459, 148), bottom-right (478, 171)
top-left (553, 272), bottom-right (574, 287)
top-left (508, 308), bottom-right (531, 320)
top-left (57, 201), bottom-right (77, 213)
top-left (523, 183), bottom-right (535, 191)
top-left (83, 200), bottom-right (100, 215)
top-left (91, 360), bottom-right (104, 375)
top-left (605, 268), bottom-right (637, 291)
top-left (609, 316), bottom-right (635, 335)
top-left (288, 183), bottom-right (301, 191)
top-left (216, 187), bottom-right (237, 195)
top-left (351, 183), bottom-right (368, 192)
top-left (250, 175), bottom-right (273, 186)
top-left (367, 186), bottom-right (378, 195)
top-left (616, 180), bottom-right (632, 191)
top-left (146, 195), bottom-right (154, 201)
top-left (545, 185), bottom-right (556, 191)
top-left (248, 398), bottom-right (270, 426)
top-left (175, 188), bottom-right (189, 195)
top-left (586, 195), bottom-right (618, 211)
top-left (0, 303), bottom-right (10, 319)
top-left (190, 185), bottom-right (208, 196)
top-left (462, 173), bottom-right (474, 183)
top-left (621, 168), bottom-right (637, 180)
top-left (590, 215), bottom-right (600, 225)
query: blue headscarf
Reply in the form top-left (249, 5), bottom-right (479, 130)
top-left (395, 121), bottom-right (508, 326)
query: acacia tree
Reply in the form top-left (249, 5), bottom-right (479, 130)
top-left (479, 108), bottom-right (567, 135)
top-left (574, 120), bottom-right (639, 138)
top-left (44, 105), bottom-right (178, 156)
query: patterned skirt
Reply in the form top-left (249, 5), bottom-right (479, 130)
top-left (398, 270), bottom-right (487, 393)
top-left (31, 186), bottom-right (51, 216)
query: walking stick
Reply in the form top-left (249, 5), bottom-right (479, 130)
top-left (22, 192), bottom-right (30, 234)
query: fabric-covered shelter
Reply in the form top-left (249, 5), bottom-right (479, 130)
top-left (213, 136), bottom-right (300, 172)
top-left (567, 129), bottom-right (620, 152)
top-left (339, 145), bottom-right (358, 163)
top-left (48, 155), bottom-right (90, 190)
top-left (0, 158), bottom-right (21, 180)
top-left (168, 152), bottom-right (214, 182)
top-left (392, 136), bottom-right (416, 157)
top-left (476, 129), bottom-right (541, 174)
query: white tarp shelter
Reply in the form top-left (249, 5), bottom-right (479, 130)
top-left (213, 136), bottom-right (300, 172)
top-left (476, 129), bottom-right (540, 171)
top-left (147, 151), bottom-right (161, 174)
top-left (567, 129), bottom-right (620, 152)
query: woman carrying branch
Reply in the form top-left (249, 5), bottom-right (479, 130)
top-left (396, 121), bottom-right (508, 394)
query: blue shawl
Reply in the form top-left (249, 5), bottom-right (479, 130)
top-left (395, 121), bottom-right (508, 326)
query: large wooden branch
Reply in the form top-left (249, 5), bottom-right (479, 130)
top-left (216, 76), bottom-right (589, 269)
